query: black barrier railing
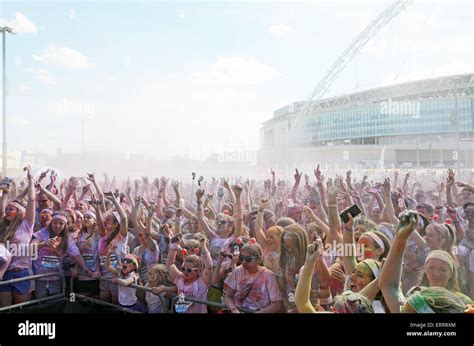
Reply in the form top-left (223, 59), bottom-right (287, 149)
top-left (0, 272), bottom-right (66, 312)
top-left (170, 294), bottom-right (256, 313)
top-left (71, 277), bottom-right (169, 313)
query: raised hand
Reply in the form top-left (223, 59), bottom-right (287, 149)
top-left (196, 189), bottom-right (205, 201)
top-left (86, 173), bottom-right (95, 183)
top-left (294, 169), bottom-right (303, 184)
top-left (446, 168), bottom-right (455, 187)
top-left (383, 178), bottom-right (391, 196)
top-left (39, 169), bottom-right (49, 180)
top-left (396, 211), bottom-right (418, 239)
top-left (232, 184), bottom-right (243, 197)
top-left (259, 198), bottom-right (269, 211)
top-left (327, 184), bottom-right (339, 204)
top-left (305, 239), bottom-right (323, 263)
top-left (23, 164), bottom-right (32, 180)
top-left (220, 178), bottom-right (230, 190)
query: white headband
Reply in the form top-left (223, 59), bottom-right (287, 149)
top-left (362, 231), bottom-right (385, 252)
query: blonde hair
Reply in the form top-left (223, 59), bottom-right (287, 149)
top-left (407, 287), bottom-right (466, 313)
top-left (0, 210), bottom-right (24, 244)
top-left (148, 264), bottom-right (174, 287)
top-left (183, 254), bottom-right (203, 271)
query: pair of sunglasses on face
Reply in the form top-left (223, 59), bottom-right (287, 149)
top-left (182, 267), bottom-right (199, 273)
top-left (121, 258), bottom-right (134, 265)
top-left (239, 255), bottom-right (257, 263)
top-left (217, 220), bottom-right (228, 226)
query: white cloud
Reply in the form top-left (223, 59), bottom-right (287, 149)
top-left (268, 24), bottom-right (292, 37)
top-left (191, 57), bottom-right (281, 86)
top-left (33, 45), bottom-right (95, 69)
top-left (24, 68), bottom-right (56, 85)
top-left (0, 13), bottom-right (37, 34)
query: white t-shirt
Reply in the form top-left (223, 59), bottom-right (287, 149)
top-left (118, 271), bottom-right (139, 307)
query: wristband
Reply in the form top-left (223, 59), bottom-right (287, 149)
top-left (258, 209), bottom-right (265, 213)
top-left (328, 204), bottom-right (337, 208)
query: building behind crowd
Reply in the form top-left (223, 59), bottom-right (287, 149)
top-left (259, 73), bottom-right (474, 171)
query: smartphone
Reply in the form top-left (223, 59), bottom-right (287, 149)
top-left (340, 204), bottom-right (361, 223)
top-left (220, 251), bottom-right (233, 259)
top-left (170, 234), bottom-right (181, 244)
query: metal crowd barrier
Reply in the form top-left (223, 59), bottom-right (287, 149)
top-left (170, 294), bottom-right (255, 313)
top-left (0, 272), bottom-right (66, 312)
top-left (0, 273), bottom-right (255, 313)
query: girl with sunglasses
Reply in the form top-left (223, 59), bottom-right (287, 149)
top-left (0, 167), bottom-right (36, 307)
top-left (166, 236), bottom-right (212, 313)
top-left (224, 242), bottom-right (282, 313)
top-left (106, 251), bottom-right (146, 312)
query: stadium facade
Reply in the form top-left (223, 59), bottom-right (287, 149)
top-left (258, 73), bottom-right (474, 170)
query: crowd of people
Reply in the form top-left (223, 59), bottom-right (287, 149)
top-left (0, 165), bottom-right (473, 314)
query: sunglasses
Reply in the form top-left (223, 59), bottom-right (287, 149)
top-left (239, 255), bottom-right (257, 263)
top-left (182, 267), bottom-right (198, 273)
top-left (84, 215), bottom-right (94, 220)
top-left (122, 258), bottom-right (134, 265)
top-left (217, 220), bottom-right (228, 226)
top-left (5, 206), bottom-right (17, 212)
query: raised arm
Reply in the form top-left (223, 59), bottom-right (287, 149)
top-left (380, 178), bottom-right (399, 226)
top-left (37, 183), bottom-right (61, 209)
top-left (341, 214), bottom-right (357, 276)
top-left (254, 198), bottom-right (269, 247)
top-left (0, 183), bottom-right (10, 220)
top-left (295, 241), bottom-right (321, 313)
top-left (105, 245), bottom-right (120, 276)
top-left (303, 206), bottom-right (330, 239)
top-left (104, 191), bottom-right (128, 237)
top-left (199, 237), bottom-right (212, 286)
top-left (231, 184), bottom-right (244, 239)
top-left (290, 169), bottom-right (303, 200)
top-left (166, 243), bottom-right (182, 282)
top-left (87, 173), bottom-right (106, 213)
top-left (379, 211), bottom-right (418, 313)
top-left (446, 168), bottom-right (455, 208)
top-left (326, 182), bottom-right (342, 245)
top-left (25, 167), bottom-right (36, 227)
top-left (196, 189), bottom-right (216, 239)
top-left (171, 181), bottom-right (181, 208)
top-left (221, 178), bottom-right (235, 204)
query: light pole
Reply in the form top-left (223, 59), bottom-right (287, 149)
top-left (454, 77), bottom-right (460, 175)
top-left (1, 26), bottom-right (15, 177)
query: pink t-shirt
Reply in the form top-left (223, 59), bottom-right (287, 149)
top-left (224, 266), bottom-right (281, 311)
top-left (32, 228), bottom-right (80, 280)
top-left (8, 219), bottom-right (34, 270)
top-left (173, 275), bottom-right (209, 313)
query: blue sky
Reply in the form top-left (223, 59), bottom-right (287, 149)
top-left (0, 0), bottom-right (472, 159)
